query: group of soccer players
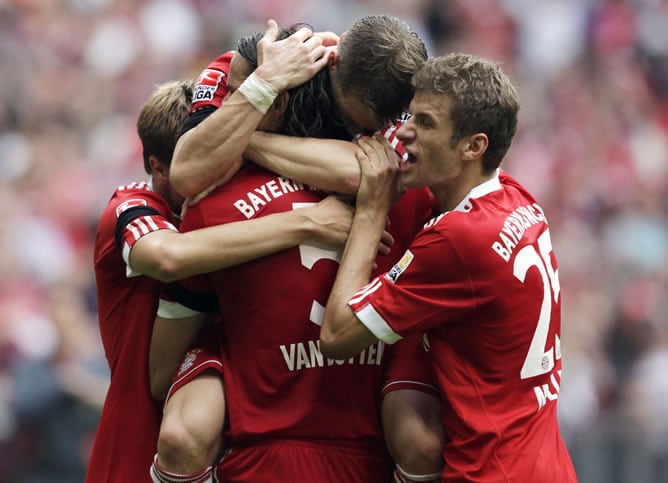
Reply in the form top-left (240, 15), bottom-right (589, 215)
top-left (89, 13), bottom-right (578, 483)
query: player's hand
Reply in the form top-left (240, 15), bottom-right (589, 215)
top-left (304, 195), bottom-right (353, 249)
top-left (354, 136), bottom-right (403, 215)
top-left (255, 19), bottom-right (330, 92)
top-left (314, 30), bottom-right (339, 47)
top-left (377, 222), bottom-right (394, 256)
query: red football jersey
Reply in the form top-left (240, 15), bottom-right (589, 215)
top-left (180, 165), bottom-right (388, 444)
top-left (87, 182), bottom-right (178, 483)
top-left (349, 171), bottom-right (577, 482)
top-left (175, 164), bottom-right (431, 479)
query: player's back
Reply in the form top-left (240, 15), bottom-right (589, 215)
top-left (183, 164), bottom-right (386, 442)
top-left (87, 183), bottom-right (169, 482)
top-left (181, 164), bottom-right (393, 481)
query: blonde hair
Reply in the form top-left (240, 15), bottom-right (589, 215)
top-left (136, 79), bottom-right (194, 174)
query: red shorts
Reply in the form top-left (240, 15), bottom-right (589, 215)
top-left (165, 344), bottom-right (223, 405)
top-left (215, 439), bottom-right (393, 482)
top-left (383, 333), bottom-right (439, 398)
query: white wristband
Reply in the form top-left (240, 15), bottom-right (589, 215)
top-left (238, 72), bottom-right (279, 114)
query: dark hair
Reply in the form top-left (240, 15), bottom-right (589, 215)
top-left (337, 15), bottom-right (428, 123)
top-left (236, 25), bottom-right (349, 140)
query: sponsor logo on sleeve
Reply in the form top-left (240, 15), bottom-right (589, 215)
top-left (193, 69), bottom-right (226, 103)
top-left (177, 348), bottom-right (201, 376)
top-left (385, 250), bottom-right (414, 282)
top-left (115, 198), bottom-right (148, 218)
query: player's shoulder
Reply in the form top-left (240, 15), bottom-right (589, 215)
top-left (105, 181), bottom-right (169, 217)
top-left (202, 50), bottom-right (234, 72)
top-left (110, 181), bottom-right (157, 203)
top-left (422, 195), bottom-right (500, 242)
top-left (191, 50), bottom-right (234, 110)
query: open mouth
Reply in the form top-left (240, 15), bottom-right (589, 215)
top-left (406, 152), bottom-right (418, 164)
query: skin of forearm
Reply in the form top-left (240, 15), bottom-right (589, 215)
top-left (170, 93), bottom-right (265, 197)
top-left (131, 209), bottom-right (316, 283)
top-left (321, 209), bottom-right (384, 358)
top-left (246, 132), bottom-right (361, 194)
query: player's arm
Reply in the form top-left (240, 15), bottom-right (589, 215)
top-left (171, 20), bottom-right (331, 197)
top-left (244, 118), bottom-right (408, 196)
top-left (245, 132), bottom-right (361, 194)
top-left (130, 195), bottom-right (353, 283)
top-left (149, 311), bottom-right (208, 401)
top-left (321, 137), bottom-right (400, 358)
top-left (383, 390), bottom-right (445, 481)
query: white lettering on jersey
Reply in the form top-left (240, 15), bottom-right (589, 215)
top-left (533, 368), bottom-right (562, 411)
top-left (492, 203), bottom-right (546, 262)
top-left (118, 181), bottom-right (150, 191)
top-left (193, 69), bottom-right (226, 103)
top-left (424, 213), bottom-right (445, 229)
top-left (280, 339), bottom-right (385, 371)
top-left (233, 177), bottom-right (314, 219)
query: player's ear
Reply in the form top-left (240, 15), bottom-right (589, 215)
top-left (462, 133), bottom-right (488, 161)
top-left (270, 91), bottom-right (289, 116)
top-left (149, 155), bottom-right (169, 180)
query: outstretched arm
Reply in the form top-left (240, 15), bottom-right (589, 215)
top-left (130, 195), bottom-right (353, 283)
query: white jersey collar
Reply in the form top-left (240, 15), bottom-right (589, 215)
top-left (452, 169), bottom-right (502, 213)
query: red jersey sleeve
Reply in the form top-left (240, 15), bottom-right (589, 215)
top-left (376, 112), bottom-right (411, 160)
top-left (349, 219), bottom-right (474, 343)
top-left (110, 183), bottom-right (178, 277)
top-left (190, 50), bottom-right (234, 113)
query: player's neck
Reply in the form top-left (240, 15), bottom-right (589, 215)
top-left (432, 169), bottom-right (496, 213)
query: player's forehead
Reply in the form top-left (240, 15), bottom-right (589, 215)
top-left (227, 52), bottom-right (252, 93)
top-left (409, 91), bottom-right (455, 133)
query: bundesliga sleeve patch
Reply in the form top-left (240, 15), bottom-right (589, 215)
top-left (193, 68), bottom-right (226, 104)
top-left (115, 198), bottom-right (148, 218)
top-left (385, 250), bottom-right (414, 283)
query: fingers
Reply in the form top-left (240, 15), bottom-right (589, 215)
top-left (324, 45), bottom-right (338, 66)
top-left (381, 229), bottom-right (395, 248)
top-left (377, 233), bottom-right (394, 256)
top-left (355, 136), bottom-right (397, 174)
top-left (290, 25), bottom-right (316, 43)
top-left (263, 19), bottom-right (279, 42)
top-left (256, 21), bottom-right (330, 90)
top-left (314, 30), bottom-right (340, 46)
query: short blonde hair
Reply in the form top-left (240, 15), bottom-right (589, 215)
top-left (137, 79), bottom-right (194, 174)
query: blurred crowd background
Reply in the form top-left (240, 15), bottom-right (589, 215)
top-left (1, 0), bottom-right (667, 481)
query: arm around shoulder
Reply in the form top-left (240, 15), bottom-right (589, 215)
top-left (246, 132), bottom-right (361, 194)
top-left (129, 197), bottom-right (353, 283)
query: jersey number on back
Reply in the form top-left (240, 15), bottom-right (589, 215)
top-left (513, 229), bottom-right (561, 379)
top-left (293, 202), bottom-right (343, 326)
